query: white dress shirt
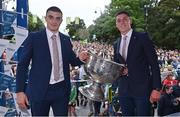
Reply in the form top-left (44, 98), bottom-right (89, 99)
top-left (120, 29), bottom-right (133, 60)
top-left (46, 28), bottom-right (64, 84)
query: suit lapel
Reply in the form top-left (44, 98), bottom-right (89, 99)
top-left (41, 29), bottom-right (51, 60)
top-left (59, 32), bottom-right (65, 63)
top-left (116, 37), bottom-right (121, 54)
top-left (126, 31), bottom-right (137, 62)
top-left (40, 30), bottom-right (52, 64)
top-left (116, 37), bottom-right (126, 64)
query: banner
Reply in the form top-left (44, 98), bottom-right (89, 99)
top-left (1, 10), bottom-right (16, 36)
top-left (0, 72), bottom-right (15, 91)
top-left (0, 60), bottom-right (4, 73)
top-left (0, 39), bottom-right (9, 55)
top-left (2, 11), bottom-right (16, 25)
top-left (0, 91), bottom-right (18, 116)
top-left (3, 27), bottom-right (28, 63)
top-left (0, 106), bottom-right (9, 116)
top-left (16, 0), bottom-right (29, 29)
top-left (0, 0), bottom-right (29, 63)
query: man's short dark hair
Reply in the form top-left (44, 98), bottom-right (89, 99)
top-left (115, 11), bottom-right (130, 17)
top-left (46, 6), bottom-right (62, 15)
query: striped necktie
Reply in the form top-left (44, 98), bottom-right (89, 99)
top-left (121, 35), bottom-right (127, 60)
top-left (51, 34), bottom-right (60, 81)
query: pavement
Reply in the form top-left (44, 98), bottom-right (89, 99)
top-left (49, 101), bottom-right (93, 116)
top-left (76, 105), bottom-right (91, 116)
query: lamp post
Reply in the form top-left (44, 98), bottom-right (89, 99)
top-left (0, 0), bottom-right (2, 38)
top-left (0, 0), bottom-right (16, 38)
top-left (94, 7), bottom-right (102, 16)
top-left (93, 7), bottom-right (103, 42)
top-left (144, 4), bottom-right (149, 32)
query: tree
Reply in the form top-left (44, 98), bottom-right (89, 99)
top-left (88, 0), bottom-right (179, 49)
top-left (88, 13), bottom-right (118, 43)
top-left (148, 0), bottom-right (180, 49)
top-left (66, 18), bottom-right (86, 41)
top-left (28, 12), bottom-right (45, 32)
top-left (88, 0), bottom-right (147, 43)
top-left (77, 29), bottom-right (90, 41)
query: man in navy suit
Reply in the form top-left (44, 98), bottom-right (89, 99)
top-left (113, 11), bottom-right (162, 116)
top-left (16, 6), bottom-right (88, 116)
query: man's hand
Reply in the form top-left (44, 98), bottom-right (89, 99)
top-left (79, 51), bottom-right (90, 62)
top-left (16, 92), bottom-right (29, 109)
top-left (150, 89), bottom-right (161, 103)
top-left (120, 67), bottom-right (128, 76)
top-left (176, 97), bottom-right (180, 102)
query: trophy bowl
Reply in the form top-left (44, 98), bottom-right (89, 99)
top-left (79, 53), bottom-right (125, 102)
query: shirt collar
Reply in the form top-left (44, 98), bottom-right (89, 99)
top-left (46, 28), bottom-right (59, 39)
top-left (121, 28), bottom-right (133, 39)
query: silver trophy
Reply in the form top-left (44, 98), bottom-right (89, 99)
top-left (79, 53), bottom-right (125, 102)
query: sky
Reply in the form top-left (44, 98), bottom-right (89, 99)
top-left (28, 0), bottom-right (111, 32)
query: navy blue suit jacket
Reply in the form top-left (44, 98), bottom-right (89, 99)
top-left (16, 29), bottom-right (83, 101)
top-left (113, 31), bottom-right (161, 97)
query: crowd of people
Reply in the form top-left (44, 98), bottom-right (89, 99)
top-left (0, 6), bottom-right (179, 116)
top-left (0, 40), bottom-right (179, 116)
top-left (69, 40), bottom-right (180, 116)
top-left (0, 36), bottom-right (180, 117)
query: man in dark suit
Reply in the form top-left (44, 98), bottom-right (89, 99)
top-left (113, 11), bottom-right (162, 116)
top-left (16, 6), bottom-right (88, 116)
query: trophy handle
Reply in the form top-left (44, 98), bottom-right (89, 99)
top-left (79, 81), bottom-right (105, 102)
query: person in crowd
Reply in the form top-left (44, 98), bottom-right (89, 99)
top-left (113, 11), bottom-right (161, 116)
top-left (0, 58), bottom-right (5, 73)
top-left (87, 99), bottom-right (94, 116)
top-left (68, 81), bottom-right (77, 116)
top-left (175, 64), bottom-right (180, 80)
top-left (70, 69), bottom-right (80, 107)
top-left (15, 6), bottom-right (89, 116)
top-left (0, 50), bottom-right (6, 73)
top-left (78, 66), bottom-right (88, 107)
top-left (171, 56), bottom-right (179, 69)
top-left (10, 64), bottom-right (17, 77)
top-left (0, 91), bottom-right (6, 107)
top-left (93, 101), bottom-right (101, 116)
top-left (158, 85), bottom-right (180, 116)
top-left (172, 81), bottom-right (180, 99)
top-left (162, 73), bottom-right (178, 88)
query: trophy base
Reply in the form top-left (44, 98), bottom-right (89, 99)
top-left (78, 82), bottom-right (105, 102)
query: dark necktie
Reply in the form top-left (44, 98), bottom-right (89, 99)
top-left (51, 34), bottom-right (60, 81)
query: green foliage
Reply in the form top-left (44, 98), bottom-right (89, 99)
top-left (66, 19), bottom-right (87, 41)
top-left (87, 0), bottom-right (179, 49)
top-left (28, 12), bottom-right (45, 32)
top-left (88, 0), bottom-right (147, 43)
top-left (77, 28), bottom-right (90, 41)
top-left (148, 0), bottom-right (180, 49)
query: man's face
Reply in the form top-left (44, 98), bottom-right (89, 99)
top-left (166, 86), bottom-right (173, 94)
top-left (116, 13), bottom-right (132, 35)
top-left (45, 11), bottom-right (62, 32)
